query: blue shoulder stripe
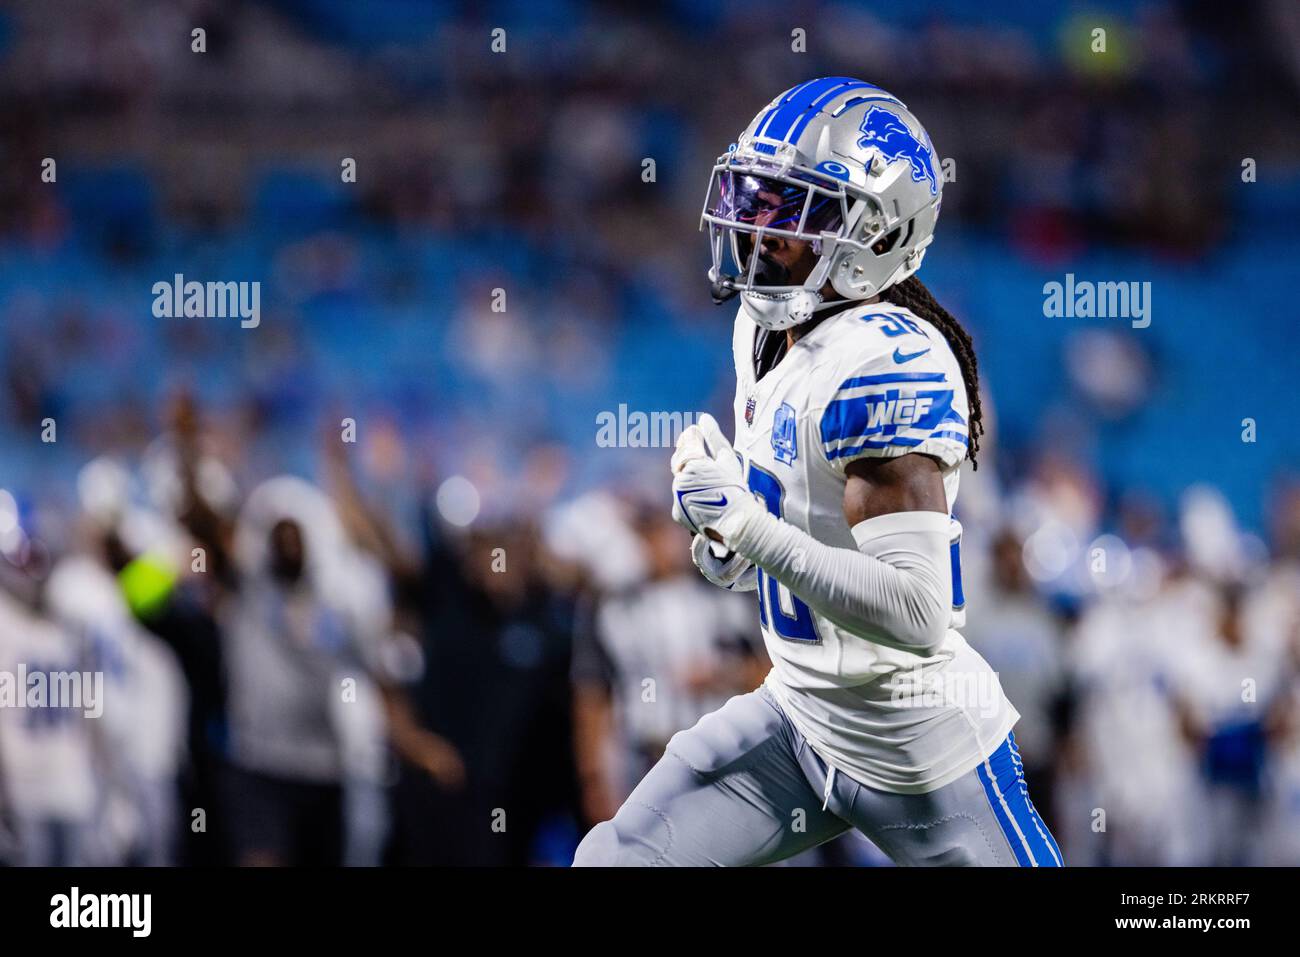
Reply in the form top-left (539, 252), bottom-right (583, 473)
top-left (821, 386), bottom-right (955, 441)
top-left (837, 371), bottom-right (947, 390)
top-left (826, 436), bottom-right (923, 459)
top-left (931, 430), bottom-right (970, 446)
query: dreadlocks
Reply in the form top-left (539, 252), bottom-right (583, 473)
top-left (882, 276), bottom-right (985, 468)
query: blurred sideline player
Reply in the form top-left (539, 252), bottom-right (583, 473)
top-left (571, 508), bottom-right (764, 824)
top-left (0, 559), bottom-right (99, 866)
top-left (575, 78), bottom-right (1061, 866)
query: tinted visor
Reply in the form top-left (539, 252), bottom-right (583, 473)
top-left (711, 170), bottom-right (845, 236)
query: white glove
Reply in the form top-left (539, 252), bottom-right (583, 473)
top-left (670, 413), bottom-right (763, 550)
top-left (670, 419), bottom-right (716, 542)
top-left (670, 422), bottom-right (709, 475)
top-left (691, 533), bottom-right (758, 591)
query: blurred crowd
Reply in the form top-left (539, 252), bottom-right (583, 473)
top-left (1, 0), bottom-right (1299, 866)
top-left (1, 393), bottom-right (1298, 867)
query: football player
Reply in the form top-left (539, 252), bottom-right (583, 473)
top-left (574, 78), bottom-right (1061, 866)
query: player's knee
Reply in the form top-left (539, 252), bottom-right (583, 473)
top-left (573, 803), bottom-right (672, 866)
top-left (572, 820), bottom-right (621, 867)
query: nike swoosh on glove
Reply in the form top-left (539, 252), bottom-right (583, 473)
top-left (690, 532), bottom-right (757, 591)
top-left (670, 413), bottom-right (763, 548)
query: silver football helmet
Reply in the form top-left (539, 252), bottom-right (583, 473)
top-left (701, 77), bottom-right (943, 331)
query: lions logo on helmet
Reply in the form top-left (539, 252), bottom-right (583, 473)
top-left (856, 106), bottom-right (937, 196)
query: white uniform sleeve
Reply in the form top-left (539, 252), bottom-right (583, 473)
top-left (730, 507), bottom-right (952, 655)
top-left (816, 321), bottom-right (969, 472)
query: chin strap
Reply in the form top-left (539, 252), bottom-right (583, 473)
top-left (710, 275), bottom-right (740, 304)
top-left (712, 253), bottom-right (793, 306)
top-left (810, 295), bottom-right (848, 314)
top-left (711, 257), bottom-right (861, 326)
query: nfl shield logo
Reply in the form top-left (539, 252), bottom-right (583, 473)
top-left (744, 396), bottom-right (756, 425)
top-left (771, 402), bottom-right (797, 465)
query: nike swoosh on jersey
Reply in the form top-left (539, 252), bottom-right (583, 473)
top-left (892, 347), bottom-right (931, 364)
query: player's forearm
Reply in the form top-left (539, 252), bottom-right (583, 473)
top-left (728, 508), bottom-right (953, 654)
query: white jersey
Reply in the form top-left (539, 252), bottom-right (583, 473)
top-left (729, 301), bottom-right (1018, 794)
top-left (45, 557), bottom-right (188, 784)
top-left (0, 592), bottom-right (98, 822)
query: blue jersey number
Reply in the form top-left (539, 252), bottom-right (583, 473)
top-left (876, 312), bottom-right (925, 338)
top-left (747, 463), bottom-right (820, 644)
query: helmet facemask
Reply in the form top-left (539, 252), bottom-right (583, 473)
top-left (701, 158), bottom-right (894, 330)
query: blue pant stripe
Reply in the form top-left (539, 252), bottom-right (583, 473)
top-left (1005, 733), bottom-right (1064, 866)
top-left (976, 748), bottom-right (1033, 866)
top-left (1008, 782), bottom-right (1062, 866)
